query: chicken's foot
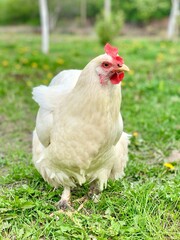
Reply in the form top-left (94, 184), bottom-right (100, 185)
top-left (88, 181), bottom-right (101, 203)
top-left (57, 187), bottom-right (73, 210)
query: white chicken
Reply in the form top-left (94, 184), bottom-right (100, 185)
top-left (32, 43), bottom-right (130, 208)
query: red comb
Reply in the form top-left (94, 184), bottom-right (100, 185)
top-left (104, 43), bottom-right (118, 58)
top-left (116, 56), bottom-right (124, 65)
top-left (104, 43), bottom-right (124, 65)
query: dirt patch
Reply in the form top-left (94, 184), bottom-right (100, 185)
top-left (0, 18), bottom-right (170, 38)
top-left (167, 150), bottom-right (180, 163)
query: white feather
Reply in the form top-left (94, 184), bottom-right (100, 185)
top-left (32, 69), bottom-right (81, 110)
top-left (32, 69), bottom-right (81, 146)
top-left (49, 69), bottom-right (81, 87)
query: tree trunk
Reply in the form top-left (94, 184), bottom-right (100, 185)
top-left (104, 0), bottom-right (111, 20)
top-left (80, 0), bottom-right (87, 26)
top-left (39, 0), bottom-right (49, 54)
top-left (167, 0), bottom-right (180, 39)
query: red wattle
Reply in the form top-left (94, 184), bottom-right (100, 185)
top-left (110, 72), bottom-right (124, 84)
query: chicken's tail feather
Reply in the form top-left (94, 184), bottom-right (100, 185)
top-left (32, 85), bottom-right (56, 110)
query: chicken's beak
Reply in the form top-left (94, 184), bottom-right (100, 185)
top-left (118, 64), bottom-right (130, 72)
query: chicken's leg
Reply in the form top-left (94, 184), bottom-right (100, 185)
top-left (58, 187), bottom-right (71, 210)
top-left (88, 181), bottom-right (101, 203)
top-left (75, 181), bottom-right (101, 204)
top-left (75, 181), bottom-right (101, 211)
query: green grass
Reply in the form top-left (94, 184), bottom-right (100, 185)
top-left (0, 33), bottom-right (180, 239)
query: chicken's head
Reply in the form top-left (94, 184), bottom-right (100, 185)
top-left (95, 43), bottom-right (129, 85)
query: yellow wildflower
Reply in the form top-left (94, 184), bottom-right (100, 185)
top-left (43, 64), bottom-right (49, 70)
top-left (56, 58), bottom-right (64, 65)
top-left (47, 72), bottom-right (53, 79)
top-left (133, 131), bottom-right (139, 137)
top-left (164, 162), bottom-right (175, 170)
top-left (20, 58), bottom-right (29, 64)
top-left (156, 53), bottom-right (164, 63)
top-left (19, 47), bottom-right (29, 53)
top-left (31, 62), bottom-right (38, 68)
top-left (2, 60), bottom-right (9, 67)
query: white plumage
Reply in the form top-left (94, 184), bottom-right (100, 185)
top-left (32, 45), bottom-right (130, 208)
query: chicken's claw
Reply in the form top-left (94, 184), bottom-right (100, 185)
top-left (83, 181), bottom-right (101, 203)
top-left (56, 199), bottom-right (74, 211)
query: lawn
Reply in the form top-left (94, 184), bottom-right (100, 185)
top-left (0, 33), bottom-right (179, 239)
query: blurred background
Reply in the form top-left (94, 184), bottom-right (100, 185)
top-left (0, 0), bottom-right (179, 48)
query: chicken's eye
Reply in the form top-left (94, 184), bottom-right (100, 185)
top-left (102, 62), bottom-right (112, 68)
top-left (117, 63), bottom-right (122, 67)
